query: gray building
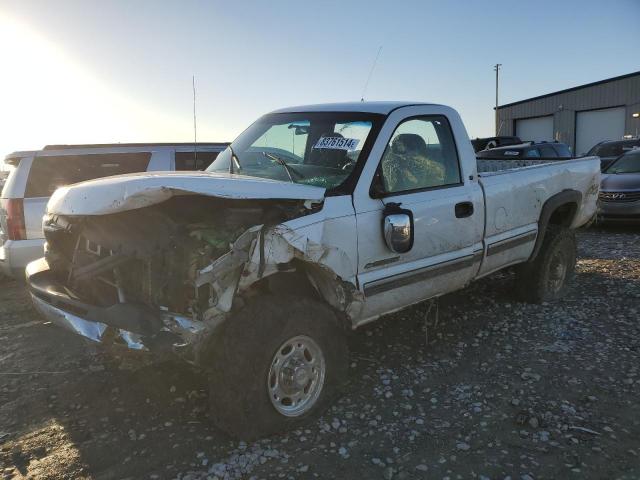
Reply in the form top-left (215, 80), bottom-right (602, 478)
top-left (496, 71), bottom-right (640, 155)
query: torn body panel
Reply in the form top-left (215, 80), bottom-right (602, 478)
top-left (197, 195), bottom-right (363, 319)
top-left (236, 224), bottom-right (363, 314)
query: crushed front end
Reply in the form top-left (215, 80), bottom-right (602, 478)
top-left (27, 195), bottom-right (316, 363)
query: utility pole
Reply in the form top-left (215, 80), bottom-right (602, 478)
top-left (494, 64), bottom-right (502, 135)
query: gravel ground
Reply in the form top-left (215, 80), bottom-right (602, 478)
top-left (1, 226), bottom-right (639, 480)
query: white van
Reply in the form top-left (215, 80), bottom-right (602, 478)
top-left (0, 143), bottom-right (227, 277)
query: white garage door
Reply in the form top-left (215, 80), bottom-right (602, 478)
top-left (575, 107), bottom-right (626, 155)
top-left (516, 116), bottom-right (554, 143)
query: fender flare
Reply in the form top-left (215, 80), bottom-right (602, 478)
top-left (529, 189), bottom-right (581, 261)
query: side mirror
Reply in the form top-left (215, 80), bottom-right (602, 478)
top-left (382, 204), bottom-right (414, 253)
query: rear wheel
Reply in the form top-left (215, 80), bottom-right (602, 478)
top-left (516, 226), bottom-right (576, 303)
top-left (206, 295), bottom-right (348, 439)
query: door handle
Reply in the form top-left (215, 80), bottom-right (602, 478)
top-left (455, 201), bottom-right (474, 218)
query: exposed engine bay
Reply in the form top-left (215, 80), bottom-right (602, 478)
top-left (43, 196), bottom-right (318, 319)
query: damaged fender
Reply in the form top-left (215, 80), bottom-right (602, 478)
top-left (195, 221), bottom-right (364, 323)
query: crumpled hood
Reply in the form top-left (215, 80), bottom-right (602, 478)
top-left (48, 171), bottom-right (326, 216)
top-left (601, 172), bottom-right (640, 191)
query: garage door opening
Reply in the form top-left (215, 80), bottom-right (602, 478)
top-left (515, 116), bottom-right (554, 143)
top-left (575, 107), bottom-right (626, 155)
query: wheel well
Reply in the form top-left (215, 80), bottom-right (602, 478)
top-left (548, 202), bottom-right (578, 227)
top-left (197, 270), bottom-right (320, 366)
top-left (529, 189), bottom-right (581, 262)
top-left (238, 262), bottom-right (356, 328)
top-left (264, 270), bottom-right (320, 299)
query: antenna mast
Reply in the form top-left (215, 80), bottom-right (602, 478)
top-left (193, 75), bottom-right (197, 164)
top-left (361, 46), bottom-right (383, 102)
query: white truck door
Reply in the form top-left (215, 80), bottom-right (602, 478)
top-left (353, 106), bottom-right (484, 324)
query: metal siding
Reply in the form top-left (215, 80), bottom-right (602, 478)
top-left (497, 74), bottom-right (640, 151)
top-left (628, 102), bottom-right (640, 137)
top-left (555, 110), bottom-right (574, 145)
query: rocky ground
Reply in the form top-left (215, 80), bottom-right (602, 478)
top-left (1, 226), bottom-right (639, 480)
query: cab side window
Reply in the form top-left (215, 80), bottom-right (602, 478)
top-left (376, 116), bottom-right (461, 195)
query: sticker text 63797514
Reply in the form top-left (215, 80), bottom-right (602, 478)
top-left (313, 136), bottom-right (360, 151)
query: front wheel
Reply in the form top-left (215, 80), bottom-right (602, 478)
top-left (206, 295), bottom-right (348, 439)
top-left (515, 226), bottom-right (576, 303)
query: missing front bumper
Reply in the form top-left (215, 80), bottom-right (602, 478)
top-left (26, 257), bottom-right (206, 358)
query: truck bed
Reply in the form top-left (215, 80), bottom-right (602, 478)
top-left (478, 157), bottom-right (570, 174)
top-left (474, 155), bottom-right (600, 277)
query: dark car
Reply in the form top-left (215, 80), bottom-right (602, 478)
top-left (598, 148), bottom-right (640, 224)
top-left (587, 139), bottom-right (640, 171)
top-left (471, 136), bottom-right (522, 152)
top-left (476, 141), bottom-right (572, 160)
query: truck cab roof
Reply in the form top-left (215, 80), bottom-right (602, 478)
top-left (271, 101), bottom-right (441, 115)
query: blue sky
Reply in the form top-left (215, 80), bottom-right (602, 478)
top-left (0, 0), bottom-right (638, 154)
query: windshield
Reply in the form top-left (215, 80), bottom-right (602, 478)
top-left (207, 112), bottom-right (382, 191)
top-left (588, 141), bottom-right (639, 158)
top-left (604, 150), bottom-right (640, 174)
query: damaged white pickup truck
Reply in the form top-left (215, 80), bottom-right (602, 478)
top-left (26, 102), bottom-right (600, 438)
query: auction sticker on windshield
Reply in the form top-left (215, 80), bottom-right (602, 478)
top-left (314, 137), bottom-right (359, 150)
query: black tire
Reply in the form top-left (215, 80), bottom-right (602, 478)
top-left (515, 226), bottom-right (576, 303)
top-left (206, 295), bottom-right (348, 440)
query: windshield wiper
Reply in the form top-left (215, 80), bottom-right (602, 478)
top-left (262, 152), bottom-right (304, 183)
top-left (228, 146), bottom-right (242, 174)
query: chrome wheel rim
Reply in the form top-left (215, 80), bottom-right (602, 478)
top-left (548, 250), bottom-right (568, 293)
top-left (267, 335), bottom-right (326, 417)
